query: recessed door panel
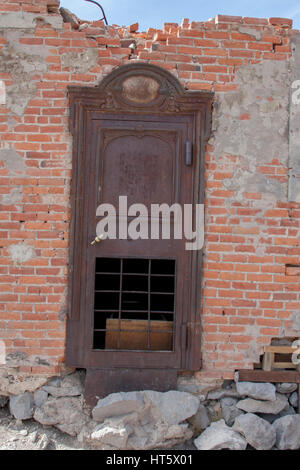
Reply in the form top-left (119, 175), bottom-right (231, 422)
top-left (101, 131), bottom-right (178, 208)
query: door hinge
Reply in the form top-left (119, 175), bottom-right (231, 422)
top-left (185, 140), bottom-right (193, 166)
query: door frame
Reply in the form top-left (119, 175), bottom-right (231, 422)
top-left (66, 63), bottom-right (213, 372)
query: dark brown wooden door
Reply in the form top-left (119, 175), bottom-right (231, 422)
top-left (83, 114), bottom-right (193, 369)
top-left (66, 64), bottom-right (212, 381)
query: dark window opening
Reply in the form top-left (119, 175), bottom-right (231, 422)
top-left (93, 258), bottom-right (176, 351)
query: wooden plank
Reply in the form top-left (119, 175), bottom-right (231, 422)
top-left (272, 362), bottom-right (296, 369)
top-left (105, 319), bottom-right (173, 351)
top-left (254, 363), bottom-right (262, 370)
top-left (237, 369), bottom-right (300, 383)
top-left (264, 346), bottom-right (298, 354)
top-left (262, 351), bottom-right (274, 371)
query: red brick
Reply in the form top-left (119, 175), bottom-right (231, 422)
top-left (19, 38), bottom-right (44, 45)
top-left (286, 266), bottom-right (300, 276)
top-left (216, 15), bottom-right (243, 24)
top-left (243, 17), bottom-right (268, 25)
top-left (248, 43), bottom-right (273, 51)
top-left (268, 18), bottom-right (293, 28)
top-left (205, 31), bottom-right (229, 39)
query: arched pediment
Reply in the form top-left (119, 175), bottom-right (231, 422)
top-left (68, 63), bottom-right (213, 118)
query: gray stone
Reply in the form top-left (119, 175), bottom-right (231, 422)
top-left (188, 404), bottom-right (210, 433)
top-left (289, 391), bottom-right (298, 408)
top-left (9, 392), bottom-right (34, 420)
top-left (143, 390), bottom-right (199, 426)
top-left (194, 419), bottom-right (247, 450)
top-left (15, 419), bottom-right (23, 429)
top-left (236, 382), bottom-right (276, 401)
top-left (38, 435), bottom-right (52, 450)
top-left (90, 424), bottom-right (130, 449)
top-left (42, 372), bottom-right (83, 398)
top-left (92, 391), bottom-right (145, 422)
top-left (259, 405), bottom-right (296, 424)
top-left (206, 401), bottom-right (223, 423)
top-left (29, 431), bottom-right (38, 444)
top-left (47, 377), bottom-right (61, 387)
top-left (207, 388), bottom-right (240, 400)
top-left (236, 393), bottom-right (288, 414)
top-left (34, 396), bottom-right (88, 436)
top-left (276, 383), bottom-right (297, 394)
top-left (93, 390), bottom-right (199, 428)
top-left (0, 396), bottom-right (8, 408)
top-left (83, 401), bottom-right (194, 450)
top-left (0, 366), bottom-right (48, 396)
top-left (177, 377), bottom-right (223, 398)
top-left (220, 397), bottom-right (244, 426)
top-left (233, 413), bottom-right (276, 450)
top-left (273, 415), bottom-right (300, 450)
top-left (33, 390), bottom-right (48, 408)
top-left (42, 385), bottom-right (82, 398)
top-left (279, 405), bottom-right (296, 418)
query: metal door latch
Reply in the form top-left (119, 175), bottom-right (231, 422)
top-left (185, 140), bottom-right (193, 166)
top-left (91, 234), bottom-right (104, 245)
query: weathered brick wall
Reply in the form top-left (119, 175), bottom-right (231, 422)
top-left (0, 0), bottom-right (299, 383)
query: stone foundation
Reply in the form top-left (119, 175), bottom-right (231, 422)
top-left (0, 370), bottom-right (299, 450)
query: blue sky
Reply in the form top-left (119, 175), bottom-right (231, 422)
top-left (59, 0), bottom-right (300, 31)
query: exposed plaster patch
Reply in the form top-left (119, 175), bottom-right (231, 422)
top-left (223, 170), bottom-right (283, 200)
top-left (0, 148), bottom-right (25, 173)
top-left (238, 26), bottom-right (261, 41)
top-left (291, 310), bottom-right (300, 333)
top-left (0, 11), bottom-right (63, 30)
top-left (245, 339), bottom-right (264, 364)
top-left (243, 324), bottom-right (275, 365)
top-left (210, 60), bottom-right (290, 201)
top-left (288, 33), bottom-right (300, 202)
top-left (2, 187), bottom-right (23, 205)
top-left (8, 243), bottom-right (36, 266)
top-left (61, 49), bottom-right (99, 73)
top-left (0, 30), bottom-right (49, 115)
top-left (7, 117), bottom-right (19, 130)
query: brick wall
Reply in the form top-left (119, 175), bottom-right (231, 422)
top-left (0, 0), bottom-right (299, 382)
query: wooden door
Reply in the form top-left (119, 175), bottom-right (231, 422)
top-left (66, 64), bottom-right (212, 398)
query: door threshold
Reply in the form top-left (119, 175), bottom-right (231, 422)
top-left (84, 368), bottom-right (178, 407)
